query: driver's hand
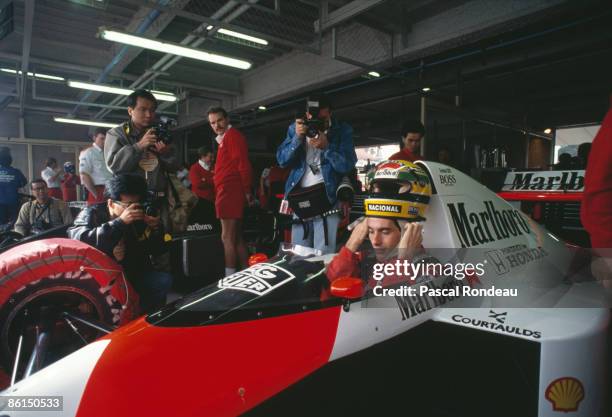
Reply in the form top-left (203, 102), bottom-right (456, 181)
top-left (345, 218), bottom-right (368, 253)
top-left (295, 119), bottom-right (308, 138)
top-left (398, 223), bottom-right (423, 260)
top-left (144, 214), bottom-right (161, 230)
top-left (118, 203), bottom-right (144, 225)
top-left (136, 129), bottom-right (158, 151)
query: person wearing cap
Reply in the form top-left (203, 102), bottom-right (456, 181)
top-left (79, 127), bottom-right (112, 205)
top-left (327, 160), bottom-right (432, 283)
top-left (0, 147), bottom-right (27, 225)
top-left (277, 94), bottom-right (357, 254)
top-left (388, 120), bottom-right (425, 162)
top-left (61, 161), bottom-right (80, 202)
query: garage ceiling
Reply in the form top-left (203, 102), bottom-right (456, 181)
top-left (0, 0), bottom-right (610, 144)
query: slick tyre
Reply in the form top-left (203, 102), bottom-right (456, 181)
top-left (0, 238), bottom-right (136, 374)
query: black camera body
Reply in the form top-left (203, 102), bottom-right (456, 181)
top-left (305, 99), bottom-right (325, 138)
top-left (151, 116), bottom-right (177, 145)
top-left (142, 191), bottom-right (160, 217)
top-left (31, 219), bottom-right (52, 235)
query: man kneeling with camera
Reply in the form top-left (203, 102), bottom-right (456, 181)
top-left (68, 174), bottom-right (172, 314)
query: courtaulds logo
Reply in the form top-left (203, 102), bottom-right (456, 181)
top-left (488, 310), bottom-right (507, 324)
top-left (545, 377), bottom-right (584, 412)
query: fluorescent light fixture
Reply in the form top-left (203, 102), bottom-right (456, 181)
top-left (258, 105), bottom-right (266, 110)
top-left (54, 117), bottom-right (117, 128)
top-left (367, 71), bottom-right (380, 78)
top-left (0, 68), bottom-right (65, 81)
top-left (216, 28), bottom-right (268, 46)
top-left (422, 87), bottom-right (431, 92)
top-left (67, 80), bottom-right (177, 102)
top-left (99, 28), bottom-right (252, 70)
top-left (544, 128), bottom-right (552, 134)
top-left (206, 25), bottom-right (214, 31)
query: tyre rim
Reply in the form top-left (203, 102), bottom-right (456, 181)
top-left (3, 285), bottom-right (105, 382)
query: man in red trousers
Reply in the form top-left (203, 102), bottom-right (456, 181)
top-left (207, 107), bottom-right (253, 277)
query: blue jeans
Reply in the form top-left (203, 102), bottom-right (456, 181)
top-left (137, 270), bottom-right (173, 313)
top-left (291, 213), bottom-right (341, 254)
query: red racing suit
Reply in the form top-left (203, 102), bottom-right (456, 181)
top-left (581, 109), bottom-right (612, 249)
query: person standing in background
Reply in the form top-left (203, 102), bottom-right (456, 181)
top-left (189, 146), bottom-right (215, 203)
top-left (41, 157), bottom-right (63, 200)
top-left (207, 107), bottom-right (253, 277)
top-left (0, 147), bottom-right (27, 226)
top-left (61, 162), bottom-right (80, 202)
top-left (277, 94), bottom-right (356, 254)
top-left (388, 120), bottom-right (425, 162)
top-left (105, 89), bottom-right (177, 230)
top-left (80, 127), bottom-right (113, 205)
top-left (581, 108), bottom-right (612, 289)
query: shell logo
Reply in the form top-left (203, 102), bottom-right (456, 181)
top-left (545, 377), bottom-right (585, 412)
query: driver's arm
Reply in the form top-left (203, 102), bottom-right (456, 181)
top-left (326, 247), bottom-right (362, 283)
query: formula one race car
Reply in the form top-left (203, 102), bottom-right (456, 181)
top-left (0, 161), bottom-right (609, 417)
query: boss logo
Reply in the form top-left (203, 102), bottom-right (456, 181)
top-left (439, 174), bottom-right (456, 185)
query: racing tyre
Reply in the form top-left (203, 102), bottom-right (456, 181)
top-left (0, 238), bottom-right (138, 382)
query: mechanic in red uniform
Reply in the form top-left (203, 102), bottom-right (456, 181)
top-left (60, 162), bottom-right (80, 202)
top-left (581, 108), bottom-right (612, 289)
top-left (207, 107), bottom-right (253, 277)
top-left (189, 146), bottom-right (215, 203)
top-left (327, 160), bottom-right (432, 286)
top-left (388, 120), bottom-right (425, 162)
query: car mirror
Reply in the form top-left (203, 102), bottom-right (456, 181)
top-left (330, 277), bottom-right (364, 299)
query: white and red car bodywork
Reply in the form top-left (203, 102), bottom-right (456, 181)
top-left (1, 162), bottom-right (608, 417)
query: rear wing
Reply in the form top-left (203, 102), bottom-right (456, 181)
top-left (497, 170), bottom-right (584, 202)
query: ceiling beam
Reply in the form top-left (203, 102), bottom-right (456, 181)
top-left (19, 0), bottom-right (34, 115)
top-left (121, 0), bottom-right (320, 54)
top-left (314, 0), bottom-right (386, 33)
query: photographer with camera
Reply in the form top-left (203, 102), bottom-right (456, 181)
top-left (277, 94), bottom-right (357, 254)
top-left (14, 179), bottom-right (73, 237)
top-left (104, 89), bottom-right (177, 229)
top-left (68, 174), bottom-right (172, 313)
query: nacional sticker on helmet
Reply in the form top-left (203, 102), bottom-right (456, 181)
top-left (365, 199), bottom-right (409, 218)
top-left (545, 377), bottom-right (584, 412)
top-left (218, 263), bottom-right (296, 296)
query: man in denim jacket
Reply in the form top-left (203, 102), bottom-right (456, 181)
top-left (277, 95), bottom-right (356, 253)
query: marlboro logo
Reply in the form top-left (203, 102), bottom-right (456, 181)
top-left (501, 170), bottom-right (584, 192)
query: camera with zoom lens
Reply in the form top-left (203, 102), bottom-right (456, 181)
top-left (141, 191), bottom-right (160, 217)
top-left (151, 116), bottom-right (177, 145)
top-left (305, 99), bottom-right (325, 138)
top-left (31, 219), bottom-right (52, 235)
